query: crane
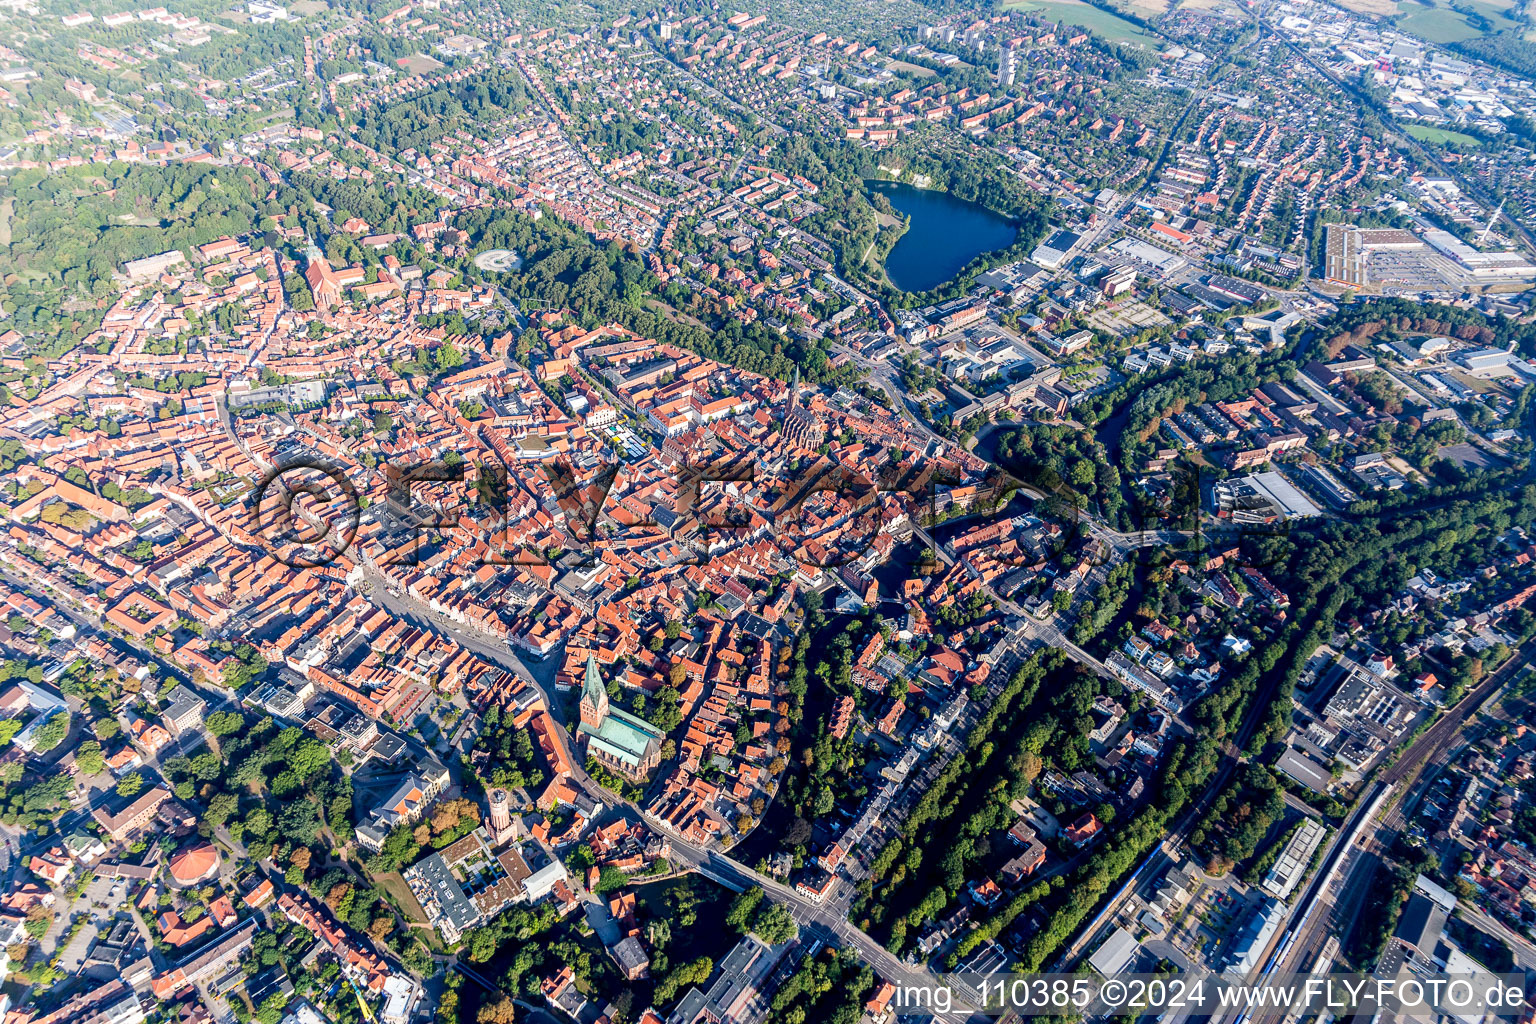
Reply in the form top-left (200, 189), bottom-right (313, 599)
top-left (344, 975), bottom-right (377, 1024)
top-left (1478, 200), bottom-right (1506, 246)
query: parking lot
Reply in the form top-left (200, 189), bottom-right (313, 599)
top-left (1367, 250), bottom-right (1476, 294)
top-left (1085, 301), bottom-right (1173, 337)
top-left (40, 874), bottom-right (136, 974)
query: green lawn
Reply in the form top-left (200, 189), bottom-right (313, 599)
top-left (1395, 6), bottom-right (1479, 40)
top-left (1405, 124), bottom-right (1483, 148)
top-left (1394, 0), bottom-right (1521, 42)
top-left (373, 870), bottom-right (432, 925)
top-left (1457, 0), bottom-right (1524, 27)
top-left (1001, 0), bottom-right (1161, 46)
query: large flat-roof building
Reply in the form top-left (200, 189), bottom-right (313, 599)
top-left (1261, 817), bottom-right (1327, 899)
top-left (1031, 229), bottom-right (1083, 271)
top-left (669, 934), bottom-right (789, 1024)
top-left (1213, 471), bottom-right (1322, 523)
top-left (1088, 926), bottom-right (1139, 977)
top-left (403, 827), bottom-right (546, 943)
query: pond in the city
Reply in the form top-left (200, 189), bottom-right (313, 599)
top-left (869, 180), bottom-right (1019, 292)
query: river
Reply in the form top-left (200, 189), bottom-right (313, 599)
top-left (869, 180), bottom-right (1019, 292)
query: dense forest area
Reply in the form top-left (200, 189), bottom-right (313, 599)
top-left (352, 72), bottom-right (530, 156)
top-left (1451, 33), bottom-right (1536, 78)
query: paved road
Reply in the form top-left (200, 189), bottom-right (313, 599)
top-left (908, 520), bottom-right (1116, 682)
top-left (662, 841), bottom-right (987, 1023)
top-left (357, 562), bottom-right (616, 807)
top-left (1455, 900), bottom-right (1536, 972)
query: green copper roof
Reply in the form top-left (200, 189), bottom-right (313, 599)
top-left (579, 707), bottom-right (664, 767)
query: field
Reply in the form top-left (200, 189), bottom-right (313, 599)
top-left (1333, 0), bottom-right (1400, 15)
top-left (1405, 125), bottom-right (1483, 147)
top-left (1395, 5), bottom-right (1483, 39)
top-left (1002, 0), bottom-right (1162, 45)
top-left (1394, 0), bottom-right (1524, 41)
top-left (888, 59), bottom-right (937, 76)
top-left (1460, 0), bottom-right (1524, 22)
top-left (397, 53), bottom-right (445, 75)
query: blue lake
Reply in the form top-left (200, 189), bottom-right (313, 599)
top-left (869, 180), bottom-right (1019, 292)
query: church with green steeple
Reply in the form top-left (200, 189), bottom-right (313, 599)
top-left (577, 653), bottom-right (664, 781)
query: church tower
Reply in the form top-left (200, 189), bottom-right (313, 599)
top-left (303, 235), bottom-right (341, 312)
top-left (579, 653), bottom-right (609, 729)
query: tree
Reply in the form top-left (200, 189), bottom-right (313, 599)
top-left (284, 274), bottom-right (315, 312)
top-left (725, 887), bottom-right (764, 932)
top-left (278, 799), bottom-right (322, 845)
top-left (190, 751), bottom-right (222, 781)
top-left (74, 741), bottom-right (105, 777)
top-left (116, 772), bottom-right (145, 799)
top-left (205, 792), bottom-right (238, 828)
top-left (752, 901), bottom-right (796, 945)
top-left (289, 738), bottom-right (331, 781)
top-left (650, 687), bottom-right (683, 731)
top-left (434, 342), bottom-right (465, 373)
top-left (464, 927), bottom-right (501, 964)
top-left (205, 710), bottom-right (245, 737)
top-left (655, 956), bottom-right (714, 1004)
top-left (1017, 750), bottom-right (1042, 784)
top-left (255, 994), bottom-right (288, 1024)
top-left (30, 712), bottom-right (68, 752)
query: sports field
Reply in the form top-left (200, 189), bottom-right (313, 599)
top-left (1405, 125), bottom-right (1483, 148)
